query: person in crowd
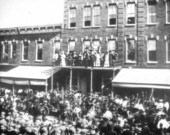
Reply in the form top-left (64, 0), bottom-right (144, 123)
top-left (60, 51), bottom-right (66, 67)
top-left (104, 51), bottom-right (110, 67)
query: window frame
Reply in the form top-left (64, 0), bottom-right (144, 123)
top-left (107, 39), bottom-right (117, 52)
top-left (126, 2), bottom-right (136, 26)
top-left (22, 41), bottom-right (29, 61)
top-left (147, 39), bottom-right (157, 63)
top-left (166, 40), bottom-right (170, 63)
top-left (92, 39), bottom-right (101, 52)
top-left (68, 40), bottom-right (76, 53)
top-left (166, 0), bottom-right (170, 24)
top-left (92, 5), bottom-right (101, 27)
top-left (146, 0), bottom-right (158, 25)
top-left (82, 40), bottom-right (91, 52)
top-left (69, 7), bottom-right (77, 29)
top-left (108, 3), bottom-right (117, 26)
top-left (83, 6), bottom-right (92, 28)
top-left (11, 41), bottom-right (17, 59)
top-left (125, 38), bottom-right (136, 63)
top-left (35, 40), bottom-right (43, 61)
top-left (53, 40), bottom-right (61, 56)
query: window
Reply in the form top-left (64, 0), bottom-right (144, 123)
top-left (53, 41), bottom-right (60, 55)
top-left (108, 4), bottom-right (117, 26)
top-left (92, 40), bottom-right (100, 52)
top-left (147, 40), bottom-right (157, 62)
top-left (36, 41), bottom-right (43, 61)
top-left (126, 39), bottom-right (136, 62)
top-left (83, 40), bottom-right (91, 51)
top-left (166, 40), bottom-right (170, 62)
top-left (22, 41), bottom-right (29, 61)
top-left (69, 8), bottom-right (76, 28)
top-left (108, 39), bottom-right (116, 51)
top-left (2, 42), bottom-right (9, 62)
top-left (126, 3), bottom-right (135, 25)
top-left (68, 41), bottom-right (75, 52)
top-left (84, 6), bottom-right (92, 27)
top-left (147, 1), bottom-right (157, 24)
top-left (166, 1), bottom-right (170, 24)
top-left (93, 6), bottom-right (101, 26)
top-left (11, 42), bottom-right (17, 59)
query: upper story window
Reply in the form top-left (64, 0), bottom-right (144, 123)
top-left (68, 40), bottom-right (76, 53)
top-left (147, 0), bottom-right (157, 24)
top-left (166, 0), bottom-right (170, 24)
top-left (108, 4), bottom-right (117, 26)
top-left (92, 40), bottom-right (101, 52)
top-left (93, 5), bottom-right (101, 27)
top-left (69, 7), bottom-right (76, 28)
top-left (126, 3), bottom-right (135, 25)
top-left (22, 41), bottom-right (29, 61)
top-left (1, 41), bottom-right (9, 63)
top-left (54, 41), bottom-right (61, 54)
top-left (166, 40), bottom-right (170, 63)
top-left (126, 38), bottom-right (136, 63)
top-left (36, 40), bottom-right (43, 61)
top-left (108, 39), bottom-right (116, 51)
top-left (11, 41), bottom-right (17, 59)
top-left (84, 6), bottom-right (92, 27)
top-left (83, 40), bottom-right (91, 52)
top-left (147, 39), bottom-right (157, 62)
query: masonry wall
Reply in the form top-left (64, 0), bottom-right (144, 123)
top-left (62, 0), bottom-right (170, 69)
top-left (0, 32), bottom-right (61, 66)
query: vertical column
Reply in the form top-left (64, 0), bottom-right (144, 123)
top-left (77, 71), bottom-right (80, 91)
top-left (45, 80), bottom-right (48, 94)
top-left (101, 74), bottom-right (104, 95)
top-left (111, 70), bottom-right (115, 99)
top-left (12, 81), bottom-right (15, 96)
top-left (90, 69), bottom-right (93, 94)
top-left (69, 68), bottom-right (73, 92)
top-left (51, 67), bottom-right (53, 91)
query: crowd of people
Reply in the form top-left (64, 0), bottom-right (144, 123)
top-left (1, 86), bottom-right (170, 135)
top-left (53, 50), bottom-right (118, 68)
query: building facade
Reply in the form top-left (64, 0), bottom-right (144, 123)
top-left (61, 0), bottom-right (170, 94)
top-left (0, 0), bottom-right (170, 94)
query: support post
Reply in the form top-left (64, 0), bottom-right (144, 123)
top-left (78, 71), bottom-right (80, 91)
top-left (51, 66), bottom-right (53, 91)
top-left (69, 68), bottom-right (73, 92)
top-left (111, 70), bottom-right (115, 100)
top-left (12, 81), bottom-right (15, 97)
top-left (90, 69), bottom-right (93, 94)
top-left (101, 74), bottom-right (104, 96)
top-left (45, 80), bottom-right (48, 94)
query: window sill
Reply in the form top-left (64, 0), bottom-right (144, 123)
top-left (165, 22), bottom-right (170, 25)
top-left (166, 61), bottom-right (170, 64)
top-left (125, 24), bottom-right (136, 27)
top-left (126, 61), bottom-right (136, 64)
top-left (146, 23), bottom-right (158, 26)
top-left (107, 25), bottom-right (117, 27)
top-left (34, 60), bottom-right (43, 63)
top-left (82, 26), bottom-right (92, 29)
top-left (147, 61), bottom-right (158, 64)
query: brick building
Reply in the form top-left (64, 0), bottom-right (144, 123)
top-left (0, 0), bottom-right (170, 94)
top-left (0, 24), bottom-right (63, 92)
top-left (61, 0), bottom-right (170, 94)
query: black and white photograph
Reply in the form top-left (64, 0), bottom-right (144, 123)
top-left (0, 0), bottom-right (170, 135)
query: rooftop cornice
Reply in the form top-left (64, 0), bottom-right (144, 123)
top-left (0, 24), bottom-right (62, 36)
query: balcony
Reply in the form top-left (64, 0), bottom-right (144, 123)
top-left (52, 58), bottom-right (123, 70)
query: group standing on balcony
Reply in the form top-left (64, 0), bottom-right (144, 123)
top-left (53, 50), bottom-right (118, 68)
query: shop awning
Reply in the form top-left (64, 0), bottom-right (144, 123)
top-left (112, 68), bottom-right (170, 89)
top-left (0, 66), bottom-right (61, 85)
